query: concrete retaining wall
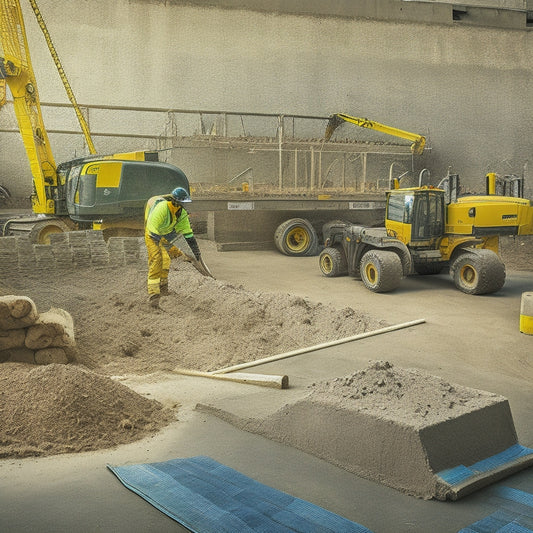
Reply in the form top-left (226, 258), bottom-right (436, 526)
top-left (0, 0), bottom-right (532, 199)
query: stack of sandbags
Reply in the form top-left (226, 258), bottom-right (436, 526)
top-left (0, 296), bottom-right (76, 365)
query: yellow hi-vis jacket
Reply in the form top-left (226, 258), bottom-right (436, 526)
top-left (144, 195), bottom-right (194, 239)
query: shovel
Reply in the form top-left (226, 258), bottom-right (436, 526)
top-left (168, 234), bottom-right (215, 279)
top-left (187, 254), bottom-right (215, 279)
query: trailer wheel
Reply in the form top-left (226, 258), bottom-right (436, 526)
top-left (451, 250), bottom-right (506, 295)
top-left (274, 218), bottom-right (319, 256)
top-left (319, 247), bottom-right (348, 277)
top-left (360, 249), bottom-right (402, 293)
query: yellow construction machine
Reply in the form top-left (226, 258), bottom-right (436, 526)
top-left (325, 112), bottom-right (427, 155)
top-left (0, 0), bottom-right (189, 243)
top-left (319, 172), bottom-right (533, 294)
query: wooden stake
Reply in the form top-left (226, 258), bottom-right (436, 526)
top-left (173, 368), bottom-right (289, 389)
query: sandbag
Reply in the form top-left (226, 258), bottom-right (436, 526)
top-left (25, 308), bottom-right (76, 353)
top-left (0, 328), bottom-right (26, 351)
top-left (0, 347), bottom-right (36, 364)
top-left (0, 296), bottom-right (39, 330)
top-left (34, 347), bottom-right (69, 365)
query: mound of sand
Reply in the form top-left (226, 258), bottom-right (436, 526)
top-left (0, 363), bottom-right (175, 458)
top-left (0, 259), bottom-right (381, 458)
top-left (2, 261), bottom-right (383, 376)
top-left (199, 361), bottom-right (519, 499)
top-left (307, 360), bottom-right (500, 427)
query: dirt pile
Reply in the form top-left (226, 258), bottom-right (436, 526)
top-left (0, 363), bottom-right (175, 458)
top-left (0, 259), bottom-right (381, 458)
top-left (200, 361), bottom-right (519, 499)
top-left (1, 261), bottom-right (383, 376)
top-left (307, 360), bottom-right (500, 427)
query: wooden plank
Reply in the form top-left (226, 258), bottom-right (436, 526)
top-left (173, 368), bottom-right (289, 389)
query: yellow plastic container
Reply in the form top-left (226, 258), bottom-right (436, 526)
top-left (520, 292), bottom-right (533, 335)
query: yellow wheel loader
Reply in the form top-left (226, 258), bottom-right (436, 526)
top-left (319, 173), bottom-right (533, 295)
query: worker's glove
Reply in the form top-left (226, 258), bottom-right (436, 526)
top-left (168, 246), bottom-right (182, 259)
top-left (149, 232), bottom-right (162, 244)
top-left (185, 235), bottom-right (201, 261)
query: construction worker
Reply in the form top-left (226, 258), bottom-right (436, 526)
top-left (144, 187), bottom-right (202, 307)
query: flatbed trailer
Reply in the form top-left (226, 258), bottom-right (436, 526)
top-left (187, 193), bottom-right (386, 254)
top-left (1, 193), bottom-right (386, 256)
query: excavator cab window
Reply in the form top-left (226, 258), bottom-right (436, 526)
top-left (411, 190), bottom-right (445, 241)
top-left (66, 165), bottom-right (82, 207)
top-left (78, 173), bottom-right (97, 207)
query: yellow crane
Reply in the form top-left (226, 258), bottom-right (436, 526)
top-left (325, 112), bottom-right (426, 155)
top-left (0, 0), bottom-right (190, 242)
top-left (26, 0), bottom-right (96, 154)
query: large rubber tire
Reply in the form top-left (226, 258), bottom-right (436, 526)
top-left (360, 250), bottom-right (402, 293)
top-left (451, 249), bottom-right (506, 295)
top-left (274, 218), bottom-right (319, 256)
top-left (28, 219), bottom-right (72, 244)
top-left (319, 247), bottom-right (348, 277)
top-left (414, 263), bottom-right (443, 275)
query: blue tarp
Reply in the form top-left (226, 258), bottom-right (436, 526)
top-left (459, 487), bottom-right (533, 533)
top-left (437, 444), bottom-right (533, 486)
top-left (108, 455), bottom-right (373, 533)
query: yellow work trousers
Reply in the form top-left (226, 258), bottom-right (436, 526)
top-left (145, 232), bottom-right (171, 295)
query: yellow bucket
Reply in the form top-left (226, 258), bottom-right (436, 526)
top-left (520, 292), bottom-right (533, 335)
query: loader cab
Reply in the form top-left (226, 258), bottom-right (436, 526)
top-left (385, 188), bottom-right (445, 247)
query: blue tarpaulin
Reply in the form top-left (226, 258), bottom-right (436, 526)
top-left (459, 486), bottom-right (533, 533)
top-left (108, 455), bottom-right (373, 533)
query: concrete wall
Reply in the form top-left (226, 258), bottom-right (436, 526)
top-left (1, 0), bottom-right (532, 197)
top-left (402, 0), bottom-right (528, 9)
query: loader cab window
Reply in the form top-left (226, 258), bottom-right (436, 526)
top-left (386, 193), bottom-right (414, 223)
top-left (411, 190), bottom-right (444, 241)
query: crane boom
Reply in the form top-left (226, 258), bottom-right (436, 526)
top-left (0, 0), bottom-right (191, 244)
top-left (325, 112), bottom-right (426, 155)
top-left (0, 0), bottom-right (57, 214)
top-left (27, 0), bottom-right (95, 154)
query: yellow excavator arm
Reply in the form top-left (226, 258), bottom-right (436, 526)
top-left (0, 0), bottom-right (96, 214)
top-left (325, 112), bottom-right (426, 155)
top-left (0, 0), bottom-right (57, 214)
